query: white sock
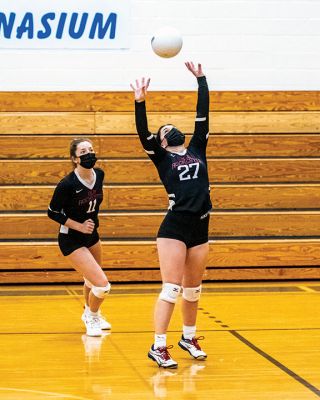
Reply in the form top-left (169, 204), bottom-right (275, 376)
top-left (154, 334), bottom-right (167, 349)
top-left (88, 309), bottom-right (99, 317)
top-left (86, 304), bottom-right (101, 314)
top-left (183, 325), bottom-right (196, 340)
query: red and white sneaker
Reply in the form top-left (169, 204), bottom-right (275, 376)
top-left (178, 335), bottom-right (207, 360)
top-left (148, 345), bottom-right (178, 369)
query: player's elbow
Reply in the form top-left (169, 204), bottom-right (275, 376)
top-left (47, 207), bottom-right (54, 221)
top-left (47, 206), bottom-right (60, 223)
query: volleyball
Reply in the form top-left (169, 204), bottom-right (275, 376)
top-left (151, 27), bottom-right (183, 58)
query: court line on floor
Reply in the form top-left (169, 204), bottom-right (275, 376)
top-left (0, 387), bottom-right (92, 400)
top-left (198, 306), bottom-right (320, 397)
top-left (298, 285), bottom-right (317, 293)
top-left (1, 285), bottom-right (315, 296)
top-left (230, 330), bottom-right (320, 397)
top-left (1, 327), bottom-right (320, 336)
top-left (107, 335), bottom-right (154, 394)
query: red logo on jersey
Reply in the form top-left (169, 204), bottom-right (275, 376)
top-left (78, 189), bottom-right (102, 206)
top-left (171, 155), bottom-right (201, 169)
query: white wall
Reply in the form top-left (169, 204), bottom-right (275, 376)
top-left (1, 0), bottom-right (320, 90)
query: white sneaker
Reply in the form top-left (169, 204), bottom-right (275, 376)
top-left (98, 311), bottom-right (111, 330)
top-left (82, 308), bottom-right (111, 330)
top-left (178, 335), bottom-right (207, 360)
top-left (148, 345), bottom-right (178, 369)
top-left (82, 314), bottom-right (102, 337)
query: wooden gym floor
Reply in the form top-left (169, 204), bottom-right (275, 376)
top-left (0, 281), bottom-right (319, 400)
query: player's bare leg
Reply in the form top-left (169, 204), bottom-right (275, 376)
top-left (179, 242), bottom-right (209, 359)
top-left (67, 247), bottom-right (110, 336)
top-left (182, 242), bottom-right (208, 325)
top-left (148, 238), bottom-right (186, 368)
top-left (82, 241), bottom-right (102, 306)
top-left (85, 240), bottom-right (111, 329)
top-left (156, 238), bottom-right (186, 332)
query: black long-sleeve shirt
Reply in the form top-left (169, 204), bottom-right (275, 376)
top-left (47, 168), bottom-right (104, 234)
top-left (134, 76), bottom-right (211, 215)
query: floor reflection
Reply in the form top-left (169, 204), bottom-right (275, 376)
top-left (81, 332), bottom-right (110, 363)
top-left (149, 363), bottom-right (206, 399)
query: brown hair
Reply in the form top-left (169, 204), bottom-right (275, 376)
top-left (70, 138), bottom-right (93, 168)
top-left (156, 124), bottom-right (174, 143)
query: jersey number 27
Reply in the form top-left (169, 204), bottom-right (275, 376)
top-left (177, 163), bottom-right (199, 181)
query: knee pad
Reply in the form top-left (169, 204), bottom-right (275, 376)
top-left (91, 282), bottom-right (111, 299)
top-left (182, 285), bottom-right (202, 302)
top-left (159, 283), bottom-right (181, 304)
top-left (84, 278), bottom-right (93, 288)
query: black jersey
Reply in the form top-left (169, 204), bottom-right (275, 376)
top-left (48, 168), bottom-right (104, 233)
top-left (134, 76), bottom-right (212, 216)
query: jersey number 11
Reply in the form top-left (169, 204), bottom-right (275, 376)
top-left (87, 199), bottom-right (97, 213)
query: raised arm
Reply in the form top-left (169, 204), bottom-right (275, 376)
top-left (185, 62), bottom-right (209, 151)
top-left (130, 78), bottom-right (166, 162)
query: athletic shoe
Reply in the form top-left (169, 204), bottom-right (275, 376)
top-left (178, 335), bottom-right (207, 360)
top-left (148, 345), bottom-right (178, 369)
top-left (97, 311), bottom-right (111, 330)
top-left (82, 308), bottom-right (111, 330)
top-left (82, 313), bottom-right (102, 337)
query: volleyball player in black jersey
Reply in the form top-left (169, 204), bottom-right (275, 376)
top-left (48, 138), bottom-right (111, 337)
top-left (131, 62), bottom-right (211, 368)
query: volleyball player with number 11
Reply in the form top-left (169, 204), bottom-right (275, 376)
top-left (48, 138), bottom-right (111, 337)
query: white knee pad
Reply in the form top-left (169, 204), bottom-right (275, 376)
top-left (91, 282), bottom-right (111, 299)
top-left (84, 278), bottom-right (93, 288)
top-left (182, 285), bottom-right (202, 302)
top-left (159, 283), bottom-right (181, 304)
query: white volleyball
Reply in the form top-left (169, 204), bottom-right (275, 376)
top-left (151, 27), bottom-right (183, 58)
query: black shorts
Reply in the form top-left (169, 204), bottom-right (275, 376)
top-left (157, 211), bottom-right (210, 249)
top-left (58, 230), bottom-right (100, 256)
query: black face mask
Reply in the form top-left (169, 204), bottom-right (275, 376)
top-left (164, 128), bottom-right (185, 147)
top-left (79, 153), bottom-right (97, 169)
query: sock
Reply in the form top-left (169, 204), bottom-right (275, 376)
top-left (86, 304), bottom-right (101, 315)
top-left (183, 325), bottom-right (196, 340)
top-left (88, 309), bottom-right (99, 317)
top-left (154, 334), bottom-right (167, 349)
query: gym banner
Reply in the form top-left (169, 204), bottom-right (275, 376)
top-left (0, 0), bottom-right (131, 49)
